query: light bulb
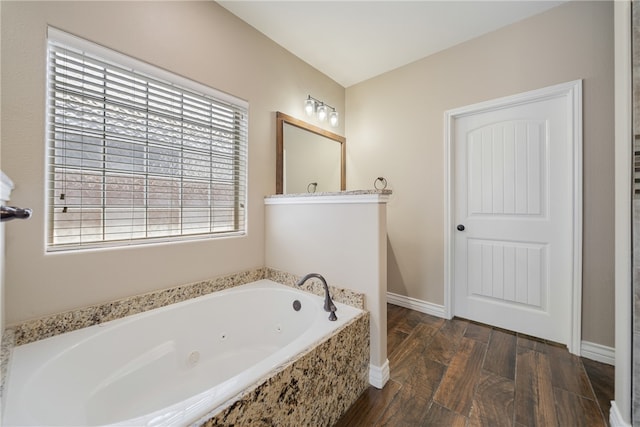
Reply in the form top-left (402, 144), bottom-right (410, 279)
top-left (317, 104), bottom-right (327, 121)
top-left (329, 110), bottom-right (339, 127)
top-left (304, 98), bottom-right (315, 116)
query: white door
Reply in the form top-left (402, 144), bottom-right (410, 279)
top-left (448, 81), bottom-right (582, 349)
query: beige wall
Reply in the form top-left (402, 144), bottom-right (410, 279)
top-left (0, 1), bottom-right (344, 325)
top-left (346, 1), bottom-right (615, 347)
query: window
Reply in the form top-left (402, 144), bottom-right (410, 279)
top-left (46, 29), bottom-right (248, 252)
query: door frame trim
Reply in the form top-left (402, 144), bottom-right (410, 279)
top-left (443, 80), bottom-right (583, 354)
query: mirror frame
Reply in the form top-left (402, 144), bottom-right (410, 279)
top-left (276, 111), bottom-right (346, 194)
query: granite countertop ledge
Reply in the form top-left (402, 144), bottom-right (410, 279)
top-left (265, 189), bottom-right (392, 199)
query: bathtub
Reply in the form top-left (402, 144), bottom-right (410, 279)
top-left (3, 279), bottom-right (365, 426)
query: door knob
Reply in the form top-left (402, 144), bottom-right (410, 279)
top-left (457, 224), bottom-right (465, 231)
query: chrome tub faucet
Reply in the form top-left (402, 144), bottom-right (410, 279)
top-left (296, 273), bottom-right (337, 321)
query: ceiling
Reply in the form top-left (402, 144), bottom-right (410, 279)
top-left (218, 1), bottom-right (566, 87)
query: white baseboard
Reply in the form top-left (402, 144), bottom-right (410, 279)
top-left (386, 292), bottom-right (446, 318)
top-left (369, 359), bottom-right (389, 389)
top-left (609, 401), bottom-right (631, 427)
top-left (580, 341), bottom-right (615, 365)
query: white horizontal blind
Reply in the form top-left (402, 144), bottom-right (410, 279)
top-left (46, 33), bottom-right (248, 251)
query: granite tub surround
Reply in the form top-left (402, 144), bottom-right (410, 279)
top-left (0, 268), bottom-right (265, 403)
top-left (2, 270), bottom-right (368, 422)
top-left (266, 267), bottom-right (365, 309)
top-left (8, 267), bottom-right (364, 347)
top-left (10, 268), bottom-right (266, 347)
top-left (196, 312), bottom-right (370, 427)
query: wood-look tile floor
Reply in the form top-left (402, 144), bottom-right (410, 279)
top-left (336, 304), bottom-right (614, 427)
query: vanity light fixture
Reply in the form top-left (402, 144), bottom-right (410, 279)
top-left (304, 95), bottom-right (339, 127)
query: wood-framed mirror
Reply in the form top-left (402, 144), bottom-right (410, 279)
top-left (276, 111), bottom-right (346, 194)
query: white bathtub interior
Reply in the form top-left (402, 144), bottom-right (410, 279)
top-left (3, 279), bottom-right (364, 426)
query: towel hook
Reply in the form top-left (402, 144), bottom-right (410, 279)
top-left (374, 177), bottom-right (387, 190)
